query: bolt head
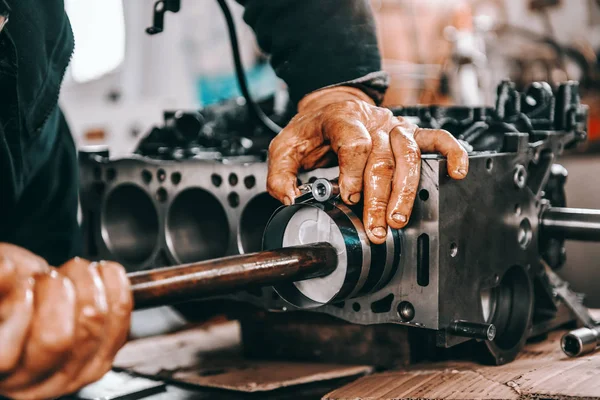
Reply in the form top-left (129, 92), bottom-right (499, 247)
top-left (487, 324), bottom-right (497, 341)
top-left (398, 301), bottom-right (415, 321)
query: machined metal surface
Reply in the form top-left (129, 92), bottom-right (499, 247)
top-left (247, 151), bottom-right (542, 364)
top-left (561, 326), bottom-right (600, 357)
top-left (79, 153), bottom-right (338, 271)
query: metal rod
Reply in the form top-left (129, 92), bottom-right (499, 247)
top-left (128, 243), bottom-right (337, 310)
top-left (448, 320), bottom-right (496, 341)
top-left (541, 207), bottom-right (600, 242)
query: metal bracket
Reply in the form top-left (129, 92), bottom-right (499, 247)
top-left (146, 0), bottom-right (181, 35)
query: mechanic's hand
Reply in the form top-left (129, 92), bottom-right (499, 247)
top-left (267, 86), bottom-right (469, 244)
top-left (0, 243), bottom-right (132, 400)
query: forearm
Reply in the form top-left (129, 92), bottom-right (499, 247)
top-left (238, 0), bottom-right (389, 105)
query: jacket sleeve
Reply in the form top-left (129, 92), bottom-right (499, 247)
top-left (238, 0), bottom-right (389, 105)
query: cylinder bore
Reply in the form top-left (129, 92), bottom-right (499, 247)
top-left (238, 192), bottom-right (283, 253)
top-left (166, 188), bottom-right (229, 263)
top-left (102, 184), bottom-right (159, 266)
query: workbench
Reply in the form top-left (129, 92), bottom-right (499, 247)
top-left (68, 316), bottom-right (600, 400)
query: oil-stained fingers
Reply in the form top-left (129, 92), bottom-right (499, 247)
top-left (0, 271), bottom-right (76, 392)
top-left (57, 260), bottom-right (108, 377)
top-left (0, 254), bottom-right (16, 294)
top-left (386, 126), bottom-right (422, 230)
top-left (0, 243), bottom-right (49, 277)
top-left (267, 125), bottom-right (322, 205)
top-left (414, 128), bottom-right (469, 179)
top-left (68, 261), bottom-right (132, 391)
top-left (326, 119), bottom-right (372, 205)
top-left (12, 260), bottom-right (112, 399)
top-left (362, 130), bottom-right (395, 244)
top-left (0, 277), bottom-right (34, 373)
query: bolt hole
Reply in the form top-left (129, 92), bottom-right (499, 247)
top-left (514, 204), bottom-right (521, 216)
top-left (514, 165), bottom-right (527, 189)
top-left (419, 189), bottom-right (429, 201)
top-left (450, 242), bottom-right (458, 258)
top-left (244, 175), bottom-right (256, 189)
top-left (563, 335), bottom-right (581, 357)
top-left (316, 183), bottom-right (327, 197)
top-left (486, 158), bottom-right (493, 171)
top-left (211, 174), bottom-right (223, 187)
top-left (171, 172), bottom-right (182, 185)
top-left (228, 192), bottom-right (240, 208)
top-left (156, 188), bottom-right (168, 203)
top-left (106, 168), bottom-right (116, 181)
top-left (142, 170), bottom-right (152, 184)
top-left (518, 218), bottom-right (533, 249)
top-left (229, 173), bottom-right (238, 186)
top-left (157, 169), bottom-right (166, 182)
top-left (352, 302), bottom-right (361, 312)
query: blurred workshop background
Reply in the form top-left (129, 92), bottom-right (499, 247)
top-left (60, 0), bottom-right (600, 318)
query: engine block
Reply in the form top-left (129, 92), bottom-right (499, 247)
top-left (79, 81), bottom-right (589, 364)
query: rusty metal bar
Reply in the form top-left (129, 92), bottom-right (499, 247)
top-left (128, 243), bottom-right (337, 309)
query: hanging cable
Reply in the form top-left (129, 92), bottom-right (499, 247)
top-left (215, 0), bottom-right (282, 135)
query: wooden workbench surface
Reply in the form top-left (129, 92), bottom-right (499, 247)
top-left (325, 329), bottom-right (600, 399)
top-left (110, 318), bottom-right (600, 400)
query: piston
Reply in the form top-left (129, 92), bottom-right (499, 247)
top-left (262, 198), bottom-right (400, 308)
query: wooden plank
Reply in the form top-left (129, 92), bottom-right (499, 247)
top-left (114, 321), bottom-right (372, 393)
top-left (325, 329), bottom-right (600, 400)
top-left (171, 363), bottom-right (372, 393)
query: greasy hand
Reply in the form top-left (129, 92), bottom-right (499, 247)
top-left (267, 86), bottom-right (469, 244)
top-left (0, 243), bottom-right (133, 400)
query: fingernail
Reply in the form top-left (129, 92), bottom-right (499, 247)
top-left (392, 213), bottom-right (407, 223)
top-left (456, 168), bottom-right (468, 177)
top-left (371, 227), bottom-right (387, 238)
top-left (283, 196), bottom-right (293, 206)
top-left (349, 193), bottom-right (361, 204)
